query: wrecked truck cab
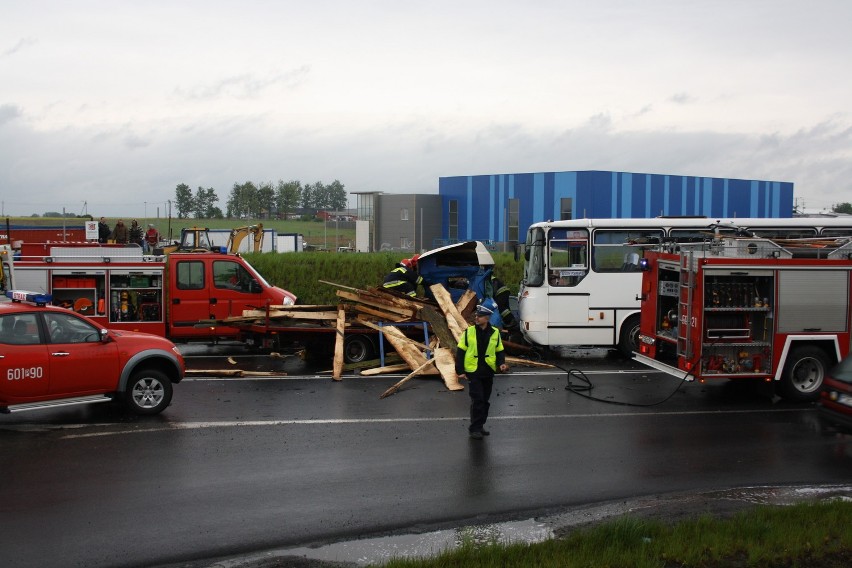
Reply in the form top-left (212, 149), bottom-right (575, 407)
top-left (416, 241), bottom-right (495, 304)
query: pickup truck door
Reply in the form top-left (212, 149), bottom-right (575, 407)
top-left (42, 311), bottom-right (119, 394)
top-left (168, 257), bottom-right (217, 339)
top-left (208, 259), bottom-right (265, 320)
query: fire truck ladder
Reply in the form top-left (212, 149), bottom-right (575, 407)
top-left (677, 250), bottom-right (695, 363)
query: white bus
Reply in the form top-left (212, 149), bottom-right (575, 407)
top-left (518, 216), bottom-right (852, 356)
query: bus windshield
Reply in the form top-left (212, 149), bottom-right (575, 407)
top-left (524, 227), bottom-right (546, 287)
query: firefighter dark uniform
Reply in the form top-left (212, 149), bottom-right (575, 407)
top-left (382, 257), bottom-right (423, 297)
top-left (455, 304), bottom-right (507, 439)
top-left (490, 274), bottom-right (517, 329)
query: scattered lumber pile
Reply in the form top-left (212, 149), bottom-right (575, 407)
top-left (217, 281), bottom-right (553, 396)
top-left (326, 282), bottom-right (552, 397)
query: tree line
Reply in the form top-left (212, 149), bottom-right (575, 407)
top-left (173, 180), bottom-right (348, 220)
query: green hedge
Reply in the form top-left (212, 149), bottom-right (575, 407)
top-left (243, 251), bottom-right (524, 305)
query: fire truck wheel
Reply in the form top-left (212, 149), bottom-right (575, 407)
top-left (125, 369), bottom-right (173, 415)
top-left (344, 335), bottom-right (374, 364)
top-left (618, 315), bottom-right (641, 358)
top-left (779, 346), bottom-right (828, 402)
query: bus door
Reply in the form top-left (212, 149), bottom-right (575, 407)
top-left (547, 230), bottom-right (590, 326)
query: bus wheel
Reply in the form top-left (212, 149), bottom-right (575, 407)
top-left (618, 315), bottom-right (641, 358)
top-left (779, 345), bottom-right (828, 402)
top-left (344, 335), bottom-right (374, 364)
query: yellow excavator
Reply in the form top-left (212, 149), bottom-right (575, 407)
top-left (155, 227), bottom-right (213, 255)
top-left (227, 223), bottom-right (264, 253)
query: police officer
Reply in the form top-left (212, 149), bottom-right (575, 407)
top-left (382, 255), bottom-right (423, 297)
top-left (455, 304), bottom-right (508, 440)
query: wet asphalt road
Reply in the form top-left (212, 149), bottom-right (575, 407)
top-left (1, 345), bottom-right (850, 568)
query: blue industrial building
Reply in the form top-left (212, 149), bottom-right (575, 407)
top-left (438, 170), bottom-right (794, 244)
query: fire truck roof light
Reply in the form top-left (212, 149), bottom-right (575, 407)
top-left (5, 290), bottom-right (53, 306)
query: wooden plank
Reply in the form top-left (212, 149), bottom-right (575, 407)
top-left (336, 290), bottom-right (416, 317)
top-left (369, 323), bottom-right (435, 374)
top-left (367, 287), bottom-right (427, 311)
top-left (433, 347), bottom-right (463, 391)
top-left (419, 305), bottom-right (456, 350)
top-left (505, 356), bottom-right (555, 368)
top-left (379, 358), bottom-right (436, 399)
top-left (354, 304), bottom-right (409, 322)
top-left (456, 289), bottom-right (478, 320)
top-left (332, 304), bottom-right (346, 381)
top-left (359, 363), bottom-right (410, 375)
top-left (185, 369), bottom-right (284, 377)
top-left (265, 304), bottom-right (337, 311)
top-left (358, 320), bottom-right (431, 351)
top-left (429, 284), bottom-right (466, 341)
top-left (240, 309), bottom-right (340, 320)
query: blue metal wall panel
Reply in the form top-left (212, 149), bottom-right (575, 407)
top-left (438, 170), bottom-right (793, 243)
top-left (533, 173), bottom-right (545, 223)
top-left (553, 171), bottom-right (578, 221)
top-left (650, 175), bottom-right (665, 217)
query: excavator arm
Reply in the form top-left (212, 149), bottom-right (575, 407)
top-left (227, 223), bottom-right (264, 253)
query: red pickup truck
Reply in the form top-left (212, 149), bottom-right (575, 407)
top-left (1, 290), bottom-right (185, 415)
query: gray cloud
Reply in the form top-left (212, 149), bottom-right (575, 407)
top-left (2, 37), bottom-right (37, 57)
top-left (0, 104), bottom-right (23, 125)
top-left (175, 66), bottom-right (311, 101)
top-left (669, 93), bottom-right (696, 105)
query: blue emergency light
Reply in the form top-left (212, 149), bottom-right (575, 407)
top-left (5, 290), bottom-right (53, 306)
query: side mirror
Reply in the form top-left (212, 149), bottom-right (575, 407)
top-left (100, 328), bottom-right (110, 342)
top-left (249, 280), bottom-right (262, 294)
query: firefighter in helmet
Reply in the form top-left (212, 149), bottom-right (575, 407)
top-left (489, 273), bottom-right (518, 331)
top-left (382, 254), bottom-right (423, 297)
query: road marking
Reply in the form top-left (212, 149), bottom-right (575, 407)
top-left (181, 369), bottom-right (656, 381)
top-left (0, 407), bottom-right (809, 439)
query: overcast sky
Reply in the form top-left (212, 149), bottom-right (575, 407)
top-left (2, 0), bottom-right (851, 218)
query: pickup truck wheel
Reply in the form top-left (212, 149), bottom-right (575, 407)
top-left (778, 346), bottom-right (828, 402)
top-left (617, 315), bottom-right (641, 358)
top-left (126, 369), bottom-right (173, 415)
top-left (344, 335), bottom-right (374, 364)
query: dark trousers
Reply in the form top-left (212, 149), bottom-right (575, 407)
top-left (467, 374), bottom-right (493, 433)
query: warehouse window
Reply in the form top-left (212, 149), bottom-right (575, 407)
top-left (401, 208), bottom-right (409, 221)
top-left (508, 198), bottom-right (520, 242)
top-left (560, 198), bottom-right (573, 220)
top-left (448, 200), bottom-right (458, 240)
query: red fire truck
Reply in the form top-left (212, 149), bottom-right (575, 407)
top-left (633, 236), bottom-right (852, 402)
top-left (1, 242), bottom-right (297, 345)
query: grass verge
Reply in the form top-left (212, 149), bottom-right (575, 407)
top-left (377, 501), bottom-right (851, 567)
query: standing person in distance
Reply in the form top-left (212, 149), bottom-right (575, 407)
top-left (455, 303), bottom-right (508, 440)
top-left (110, 219), bottom-right (129, 244)
top-left (145, 223), bottom-right (160, 253)
top-left (129, 220), bottom-right (144, 248)
top-left (97, 217), bottom-right (111, 243)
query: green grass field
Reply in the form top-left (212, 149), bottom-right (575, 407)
top-left (379, 501), bottom-right (852, 567)
top-left (5, 216), bottom-right (356, 249)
